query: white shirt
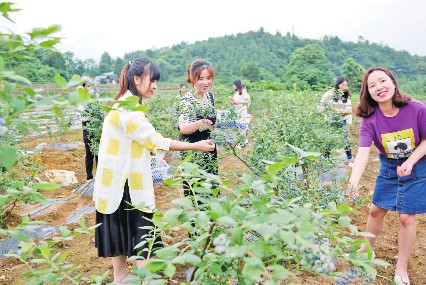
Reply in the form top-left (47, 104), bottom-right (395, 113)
top-left (232, 91), bottom-right (250, 116)
top-left (93, 91), bottom-right (171, 214)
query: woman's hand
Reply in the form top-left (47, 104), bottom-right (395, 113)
top-left (201, 118), bottom-right (213, 126)
top-left (196, 139), bottom-right (215, 152)
top-left (347, 182), bottom-right (360, 199)
top-left (397, 162), bottom-right (413, 177)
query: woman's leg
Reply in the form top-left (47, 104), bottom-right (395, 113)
top-left (395, 214), bottom-right (416, 279)
top-left (112, 255), bottom-right (128, 283)
top-left (83, 135), bottom-right (94, 180)
top-left (365, 204), bottom-right (388, 247)
top-left (135, 259), bottom-right (148, 268)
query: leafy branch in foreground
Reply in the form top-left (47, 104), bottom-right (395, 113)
top-left (122, 160), bottom-right (389, 284)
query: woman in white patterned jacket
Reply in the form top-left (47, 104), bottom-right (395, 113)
top-left (93, 58), bottom-right (215, 284)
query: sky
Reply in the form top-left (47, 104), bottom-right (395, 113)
top-left (3, 0), bottom-right (426, 62)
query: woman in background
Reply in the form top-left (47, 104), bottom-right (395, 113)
top-left (319, 76), bottom-right (353, 165)
top-left (229, 79), bottom-right (251, 117)
top-left (178, 59), bottom-right (218, 175)
top-left (179, 83), bottom-right (188, 95)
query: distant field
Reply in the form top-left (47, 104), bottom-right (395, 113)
top-left (17, 83), bottom-right (426, 105)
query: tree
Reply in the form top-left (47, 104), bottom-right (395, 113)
top-left (112, 57), bottom-right (124, 77)
top-left (156, 58), bottom-right (172, 81)
top-left (84, 58), bottom-right (98, 77)
top-left (40, 49), bottom-right (66, 72)
top-left (241, 61), bottom-right (260, 82)
top-left (63, 51), bottom-right (85, 76)
top-left (285, 44), bottom-right (334, 89)
top-left (98, 52), bottom-right (112, 74)
top-left (341, 58), bottom-right (365, 96)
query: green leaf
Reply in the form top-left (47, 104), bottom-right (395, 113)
top-left (102, 105), bottom-right (116, 112)
top-left (337, 203), bottom-right (352, 212)
top-left (348, 224), bottom-right (359, 234)
top-left (0, 71), bottom-right (31, 84)
top-left (209, 263), bottom-right (222, 274)
top-left (59, 226), bottom-right (71, 237)
top-left (268, 264), bottom-right (289, 280)
top-left (232, 228), bottom-right (243, 245)
top-left (0, 195), bottom-right (10, 206)
top-left (217, 216), bottom-right (237, 226)
top-left (30, 258), bottom-right (49, 264)
top-left (257, 224), bottom-right (279, 240)
top-left (50, 107), bottom-right (62, 119)
top-left (57, 250), bottom-right (71, 263)
top-left (285, 142), bottom-right (320, 159)
top-left (154, 247), bottom-right (179, 259)
top-left (278, 230), bottom-right (296, 247)
top-left (28, 25), bottom-right (61, 39)
top-left (9, 97), bottom-right (26, 112)
top-left (0, 143), bottom-right (17, 170)
top-left (195, 211), bottom-right (209, 228)
top-left (163, 263), bottom-right (176, 278)
top-left (32, 183), bottom-right (60, 191)
top-left (172, 197), bottom-right (194, 210)
top-left (14, 231), bottom-right (30, 241)
top-left (68, 91), bottom-right (80, 104)
top-left (39, 38), bottom-right (60, 48)
top-left (338, 215), bottom-right (352, 227)
top-left (209, 202), bottom-right (225, 216)
top-left (11, 181), bottom-right (24, 190)
top-left (163, 207), bottom-right (183, 221)
top-left (172, 253), bottom-right (201, 264)
top-left (281, 156), bottom-right (299, 165)
top-left (145, 259), bottom-right (167, 272)
top-left (77, 88), bottom-right (91, 103)
top-left (27, 191), bottom-right (47, 203)
top-left (370, 258), bottom-right (391, 267)
top-left (132, 105), bottom-right (150, 112)
top-left (54, 73), bottom-right (67, 88)
top-left (40, 246), bottom-right (51, 260)
top-left (225, 245), bottom-right (246, 258)
top-left (266, 162), bottom-right (284, 176)
top-left (360, 263), bottom-right (377, 278)
top-left (80, 216), bottom-right (87, 230)
top-left (241, 257), bottom-right (264, 281)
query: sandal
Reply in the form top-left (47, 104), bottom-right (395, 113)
top-left (394, 273), bottom-right (410, 285)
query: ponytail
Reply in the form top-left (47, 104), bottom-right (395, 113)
top-left (115, 63), bottom-right (130, 100)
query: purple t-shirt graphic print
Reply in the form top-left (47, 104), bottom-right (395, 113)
top-left (359, 99), bottom-right (426, 158)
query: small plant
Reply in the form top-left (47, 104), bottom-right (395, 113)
top-left (5, 218), bottom-right (107, 285)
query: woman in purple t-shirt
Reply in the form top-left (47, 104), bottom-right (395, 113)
top-left (349, 67), bottom-right (426, 285)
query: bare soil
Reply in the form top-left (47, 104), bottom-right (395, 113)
top-left (0, 123), bottom-right (425, 285)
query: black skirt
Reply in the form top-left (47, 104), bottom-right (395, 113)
top-left (95, 181), bottom-right (163, 258)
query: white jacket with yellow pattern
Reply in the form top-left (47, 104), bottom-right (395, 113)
top-left (93, 91), bottom-right (171, 214)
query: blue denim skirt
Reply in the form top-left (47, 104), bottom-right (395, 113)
top-left (372, 156), bottom-right (426, 214)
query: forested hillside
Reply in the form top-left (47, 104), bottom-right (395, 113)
top-left (3, 28), bottom-right (426, 92)
top-left (142, 29), bottom-right (426, 82)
